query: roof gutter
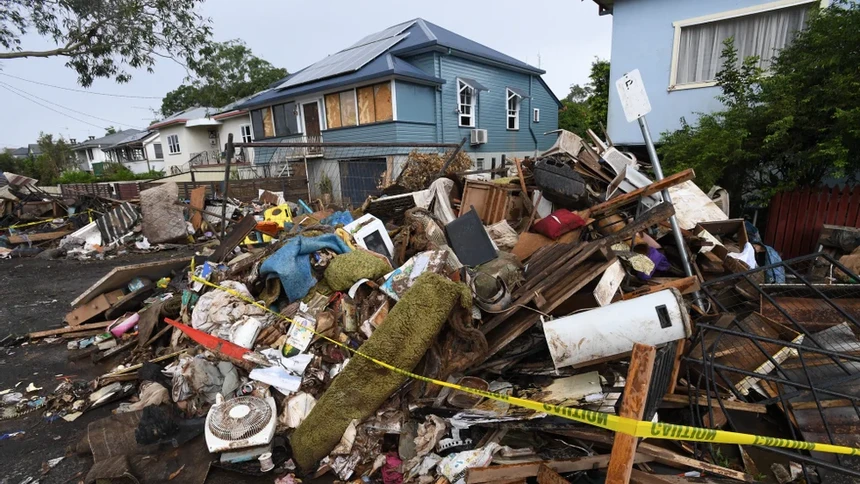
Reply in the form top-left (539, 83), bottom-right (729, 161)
top-left (392, 44), bottom-right (545, 75)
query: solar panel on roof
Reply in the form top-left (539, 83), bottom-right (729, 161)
top-left (278, 33), bottom-right (408, 89)
top-left (347, 20), bottom-right (415, 50)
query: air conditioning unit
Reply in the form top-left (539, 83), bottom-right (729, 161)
top-left (205, 395), bottom-right (277, 453)
top-left (470, 129), bottom-right (488, 145)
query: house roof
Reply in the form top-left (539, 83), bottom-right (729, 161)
top-left (239, 18), bottom-right (545, 110)
top-left (71, 129), bottom-right (142, 150)
top-left (28, 143), bottom-right (42, 155)
top-left (10, 147), bottom-right (28, 157)
top-left (108, 130), bottom-right (158, 149)
top-left (591, 0), bottom-right (614, 15)
top-left (148, 106), bottom-right (216, 130)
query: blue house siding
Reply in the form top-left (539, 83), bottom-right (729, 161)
top-left (606, 0), bottom-right (783, 145)
top-left (531, 78), bottom-right (560, 151)
top-left (437, 55), bottom-right (556, 154)
top-left (395, 81), bottom-right (436, 124)
top-left (405, 52), bottom-right (436, 76)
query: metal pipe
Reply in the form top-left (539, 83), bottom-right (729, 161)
top-left (220, 133), bottom-right (234, 239)
top-left (637, 115), bottom-right (701, 306)
top-left (233, 141), bottom-right (461, 149)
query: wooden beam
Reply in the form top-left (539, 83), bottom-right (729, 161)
top-left (659, 393), bottom-right (768, 413)
top-left (588, 169), bottom-right (695, 217)
top-left (7, 230), bottom-right (72, 244)
top-left (465, 454), bottom-right (653, 483)
top-left (550, 428), bottom-right (755, 483)
top-left (537, 464), bottom-right (569, 484)
top-left (622, 277), bottom-right (701, 300)
top-left (606, 343), bottom-right (657, 484)
top-left (603, 202), bottom-right (675, 247)
top-left (29, 320), bottom-right (112, 339)
top-left (189, 185), bottom-right (206, 231)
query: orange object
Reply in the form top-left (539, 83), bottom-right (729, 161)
top-left (163, 317), bottom-right (249, 361)
top-left (255, 221), bottom-right (281, 237)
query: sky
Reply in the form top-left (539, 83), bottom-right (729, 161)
top-left (0, 0), bottom-right (612, 148)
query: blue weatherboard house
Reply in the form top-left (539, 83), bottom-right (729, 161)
top-left (237, 18), bottom-right (560, 203)
top-left (593, 0), bottom-right (821, 146)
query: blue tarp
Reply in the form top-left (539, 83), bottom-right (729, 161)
top-left (260, 234), bottom-right (351, 302)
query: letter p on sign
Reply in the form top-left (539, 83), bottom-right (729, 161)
top-left (616, 69), bottom-right (652, 123)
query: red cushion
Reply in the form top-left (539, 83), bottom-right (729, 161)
top-left (533, 209), bottom-right (586, 240)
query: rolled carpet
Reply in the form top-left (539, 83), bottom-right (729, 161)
top-left (290, 271), bottom-right (470, 471)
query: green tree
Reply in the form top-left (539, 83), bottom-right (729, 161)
top-left (558, 59), bottom-right (610, 137)
top-left (161, 40), bottom-right (287, 116)
top-left (0, 0), bottom-right (212, 87)
top-left (105, 126), bottom-right (117, 135)
top-left (0, 151), bottom-right (19, 173)
top-left (34, 133), bottom-right (75, 183)
top-left (660, 0), bottom-right (860, 206)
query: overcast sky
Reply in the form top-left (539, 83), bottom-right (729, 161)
top-left (0, 0), bottom-right (611, 148)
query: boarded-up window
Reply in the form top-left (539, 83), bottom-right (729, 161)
top-left (374, 82), bottom-right (393, 121)
top-left (325, 93), bottom-right (342, 129)
top-left (340, 91), bottom-right (357, 127)
top-left (323, 82), bottom-right (394, 130)
top-left (357, 86), bottom-right (376, 125)
top-left (262, 107), bottom-right (275, 138)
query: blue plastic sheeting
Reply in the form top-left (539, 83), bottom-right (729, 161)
top-left (260, 234), bottom-right (351, 302)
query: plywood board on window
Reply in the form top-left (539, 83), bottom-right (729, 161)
top-left (357, 86), bottom-right (376, 125)
top-left (325, 93), bottom-right (342, 129)
top-left (374, 82), bottom-right (393, 121)
top-left (262, 107), bottom-right (275, 137)
top-left (340, 91), bottom-right (357, 127)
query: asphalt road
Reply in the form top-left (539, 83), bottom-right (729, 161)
top-left (0, 250), bottom-right (320, 484)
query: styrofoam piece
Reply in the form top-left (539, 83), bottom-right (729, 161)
top-left (344, 214), bottom-right (394, 259)
top-left (543, 289), bottom-right (691, 369)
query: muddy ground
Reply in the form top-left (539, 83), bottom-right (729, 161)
top-left (0, 250), bottom-right (326, 484)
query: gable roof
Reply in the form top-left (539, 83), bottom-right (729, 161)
top-left (71, 129), bottom-right (142, 150)
top-left (10, 147), bottom-right (28, 157)
top-left (148, 106), bottom-right (216, 130)
top-left (239, 18), bottom-right (544, 110)
top-left (108, 130), bottom-right (158, 149)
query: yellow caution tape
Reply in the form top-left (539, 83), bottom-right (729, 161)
top-left (1, 209), bottom-right (99, 231)
top-left (189, 266), bottom-right (860, 456)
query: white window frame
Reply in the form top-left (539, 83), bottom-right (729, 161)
top-left (240, 124), bottom-right (253, 144)
top-left (167, 134), bottom-right (181, 154)
top-left (533, 108), bottom-right (540, 123)
top-left (457, 79), bottom-right (476, 128)
top-left (86, 148), bottom-right (94, 161)
top-left (506, 88), bottom-right (521, 130)
top-left (668, 0), bottom-right (824, 91)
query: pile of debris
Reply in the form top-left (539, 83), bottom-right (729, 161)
top-left (11, 130), bottom-right (860, 484)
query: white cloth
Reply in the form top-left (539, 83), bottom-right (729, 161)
top-left (728, 242), bottom-right (758, 269)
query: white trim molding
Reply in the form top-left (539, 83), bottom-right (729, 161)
top-left (668, 0), bottom-right (825, 91)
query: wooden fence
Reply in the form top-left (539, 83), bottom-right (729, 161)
top-left (764, 185), bottom-right (860, 259)
top-left (138, 177), bottom-right (309, 202)
top-left (59, 182), bottom-right (141, 200)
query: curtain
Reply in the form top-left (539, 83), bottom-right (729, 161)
top-left (676, 4), bottom-right (809, 85)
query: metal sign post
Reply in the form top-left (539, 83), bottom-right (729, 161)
top-left (615, 70), bottom-right (698, 291)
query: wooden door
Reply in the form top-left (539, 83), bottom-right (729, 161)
top-left (302, 102), bottom-right (321, 154)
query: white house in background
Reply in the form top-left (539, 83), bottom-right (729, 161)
top-left (147, 102), bottom-right (256, 175)
top-left (71, 129), bottom-right (142, 173)
top-left (103, 130), bottom-right (164, 174)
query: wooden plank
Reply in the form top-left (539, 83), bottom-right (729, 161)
top-left (60, 329), bottom-right (106, 339)
top-left (606, 343), bottom-right (657, 484)
top-left (551, 428), bottom-right (755, 482)
top-left (773, 190), bottom-right (792, 256)
top-left (262, 105), bottom-right (274, 137)
top-left (210, 214), bottom-right (257, 262)
top-left (588, 169), bottom-right (694, 217)
top-left (659, 393), bottom-right (768, 413)
top-left (537, 464), bottom-right (569, 484)
top-left (29, 320), bottom-right (112, 339)
top-left (809, 189), bottom-right (830, 252)
top-left (790, 188), bottom-right (811, 259)
top-left (465, 454), bottom-right (653, 483)
top-left (790, 399), bottom-right (860, 410)
top-left (7, 230), bottom-right (72, 244)
top-left (850, 186), bottom-right (860, 227)
top-left (325, 93), bottom-right (342, 129)
top-left (71, 258), bottom-right (192, 307)
top-left (374, 82), bottom-right (393, 121)
top-left (357, 85), bottom-right (376, 125)
top-left (603, 202), bottom-right (675, 247)
top-left (189, 186), bottom-right (206, 231)
top-left (834, 185), bottom-right (852, 227)
top-left (622, 277), bottom-right (700, 300)
top-left (667, 339), bottom-right (685, 395)
top-left (64, 289), bottom-right (125, 326)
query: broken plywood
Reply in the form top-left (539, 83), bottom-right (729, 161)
top-left (71, 257), bottom-right (192, 307)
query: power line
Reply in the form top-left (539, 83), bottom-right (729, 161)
top-left (0, 81), bottom-right (144, 130)
top-left (0, 84), bottom-right (108, 131)
top-left (0, 72), bottom-right (164, 99)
